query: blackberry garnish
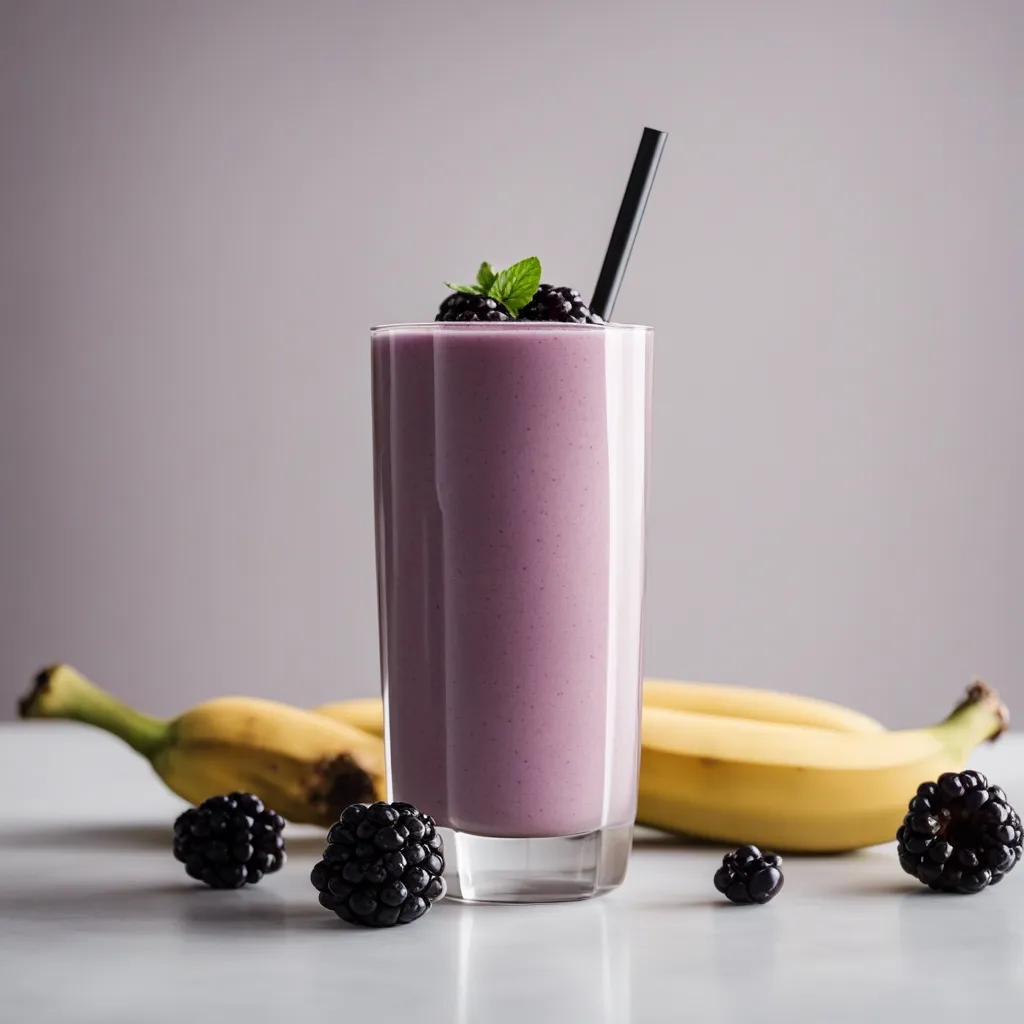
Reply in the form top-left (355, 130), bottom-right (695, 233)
top-left (713, 845), bottom-right (784, 905)
top-left (518, 284), bottom-right (604, 324)
top-left (435, 293), bottom-right (511, 322)
top-left (897, 771), bottom-right (1023, 893)
top-left (173, 792), bottom-right (286, 889)
top-left (311, 801), bottom-right (446, 928)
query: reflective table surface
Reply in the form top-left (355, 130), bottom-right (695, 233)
top-left (2, 723), bottom-right (1022, 1022)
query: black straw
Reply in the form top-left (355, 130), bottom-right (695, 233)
top-left (590, 126), bottom-right (667, 321)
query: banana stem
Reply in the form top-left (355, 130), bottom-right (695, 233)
top-left (935, 678), bottom-right (1009, 754)
top-left (18, 665), bottom-right (169, 760)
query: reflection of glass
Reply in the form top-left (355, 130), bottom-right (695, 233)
top-left (454, 900), bottom-right (631, 1023)
top-left (372, 322), bottom-right (653, 902)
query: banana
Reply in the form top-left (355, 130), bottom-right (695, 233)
top-left (637, 681), bottom-right (1008, 852)
top-left (312, 680), bottom-right (886, 737)
top-left (642, 678), bottom-right (885, 733)
top-left (21, 666), bottom-right (1006, 854)
top-left (315, 696), bottom-right (385, 736)
top-left (19, 665), bottom-right (386, 826)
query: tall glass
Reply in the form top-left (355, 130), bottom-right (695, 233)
top-left (371, 321), bottom-right (653, 903)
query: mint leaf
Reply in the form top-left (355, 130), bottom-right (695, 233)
top-left (476, 262), bottom-right (496, 292)
top-left (444, 282), bottom-right (483, 295)
top-left (489, 256), bottom-right (541, 317)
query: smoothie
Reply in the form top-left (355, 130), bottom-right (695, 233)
top-left (372, 321), bottom-right (651, 841)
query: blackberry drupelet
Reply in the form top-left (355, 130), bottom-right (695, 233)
top-left (518, 284), bottom-right (604, 324)
top-left (714, 845), bottom-right (784, 905)
top-left (435, 293), bottom-right (511, 322)
top-left (173, 792), bottom-right (286, 889)
top-left (311, 801), bottom-right (446, 927)
top-left (897, 770), bottom-right (1023, 893)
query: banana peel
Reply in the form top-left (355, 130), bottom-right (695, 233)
top-left (19, 665), bottom-right (386, 827)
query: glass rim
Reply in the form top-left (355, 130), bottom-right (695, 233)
top-left (371, 320), bottom-right (653, 334)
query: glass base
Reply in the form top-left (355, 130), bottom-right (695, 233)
top-left (440, 824), bottom-right (633, 904)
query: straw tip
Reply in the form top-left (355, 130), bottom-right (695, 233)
top-left (589, 125), bottom-right (668, 320)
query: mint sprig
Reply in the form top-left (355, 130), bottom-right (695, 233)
top-left (488, 257), bottom-right (541, 317)
top-left (443, 257), bottom-right (542, 317)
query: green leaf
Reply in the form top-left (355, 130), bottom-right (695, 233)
top-left (444, 282), bottom-right (483, 295)
top-left (488, 256), bottom-right (541, 317)
top-left (476, 262), bottom-right (496, 292)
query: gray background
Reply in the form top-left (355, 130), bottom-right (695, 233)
top-left (1, 0), bottom-right (1021, 727)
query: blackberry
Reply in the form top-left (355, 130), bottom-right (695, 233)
top-left (435, 293), bottom-right (511, 322)
top-left (897, 771), bottom-right (1023, 894)
top-left (713, 845), bottom-right (784, 905)
top-left (518, 284), bottom-right (604, 324)
top-left (311, 801), bottom-right (446, 927)
top-left (173, 792), bottom-right (286, 889)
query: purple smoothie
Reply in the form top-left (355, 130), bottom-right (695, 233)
top-left (372, 322), bottom-right (650, 839)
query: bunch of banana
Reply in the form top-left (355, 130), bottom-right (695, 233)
top-left (19, 667), bottom-right (1008, 853)
top-left (19, 665), bottom-right (386, 827)
top-left (637, 681), bottom-right (1007, 852)
top-left (314, 679), bottom-right (1008, 853)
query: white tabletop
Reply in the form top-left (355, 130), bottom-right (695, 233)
top-left (2, 722), bottom-right (1022, 1023)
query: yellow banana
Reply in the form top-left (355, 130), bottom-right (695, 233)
top-left (637, 681), bottom-right (1008, 852)
top-left (23, 667), bottom-right (1004, 854)
top-left (312, 679), bottom-right (886, 737)
top-left (642, 678), bottom-right (884, 733)
top-left (19, 665), bottom-right (386, 826)
top-left (315, 696), bottom-right (385, 736)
